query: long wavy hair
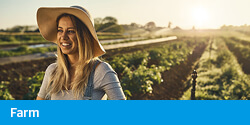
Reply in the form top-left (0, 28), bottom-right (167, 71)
top-left (46, 13), bottom-right (99, 99)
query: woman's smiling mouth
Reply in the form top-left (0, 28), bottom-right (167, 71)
top-left (61, 42), bottom-right (72, 48)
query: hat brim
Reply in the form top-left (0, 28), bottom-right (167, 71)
top-left (37, 7), bottom-right (105, 57)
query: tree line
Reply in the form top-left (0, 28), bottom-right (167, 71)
top-left (0, 16), bottom-right (167, 33)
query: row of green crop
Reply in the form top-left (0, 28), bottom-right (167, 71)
top-left (1, 37), bottom-right (207, 100)
top-left (223, 37), bottom-right (250, 74)
top-left (0, 34), bottom-right (47, 45)
top-left (0, 45), bottom-right (57, 58)
top-left (225, 37), bottom-right (250, 62)
top-left (181, 38), bottom-right (250, 100)
top-left (226, 37), bottom-right (250, 60)
top-left (109, 41), bottom-right (198, 99)
top-left (229, 37), bottom-right (250, 46)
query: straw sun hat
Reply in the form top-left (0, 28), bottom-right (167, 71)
top-left (37, 6), bottom-right (105, 57)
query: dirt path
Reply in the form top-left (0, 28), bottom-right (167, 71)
top-left (103, 36), bottom-right (177, 50)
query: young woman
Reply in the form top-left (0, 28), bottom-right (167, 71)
top-left (36, 6), bottom-right (125, 100)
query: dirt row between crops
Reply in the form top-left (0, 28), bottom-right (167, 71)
top-left (131, 41), bottom-right (208, 100)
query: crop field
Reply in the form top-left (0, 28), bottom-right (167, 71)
top-left (181, 37), bottom-right (250, 100)
top-left (0, 30), bottom-right (249, 100)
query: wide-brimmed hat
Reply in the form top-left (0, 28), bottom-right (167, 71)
top-left (37, 6), bottom-right (105, 57)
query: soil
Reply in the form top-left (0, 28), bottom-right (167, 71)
top-left (0, 57), bottom-right (56, 99)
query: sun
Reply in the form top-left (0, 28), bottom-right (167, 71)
top-left (192, 6), bottom-right (209, 28)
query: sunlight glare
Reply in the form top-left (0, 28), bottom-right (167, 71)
top-left (192, 6), bottom-right (209, 28)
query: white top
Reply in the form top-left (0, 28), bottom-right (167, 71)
top-left (38, 62), bottom-right (126, 100)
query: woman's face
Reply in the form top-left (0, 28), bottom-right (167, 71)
top-left (57, 16), bottom-right (78, 56)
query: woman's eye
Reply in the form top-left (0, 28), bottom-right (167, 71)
top-left (57, 29), bottom-right (63, 32)
top-left (68, 30), bottom-right (75, 33)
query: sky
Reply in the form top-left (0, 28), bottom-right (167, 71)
top-left (0, 0), bottom-right (250, 30)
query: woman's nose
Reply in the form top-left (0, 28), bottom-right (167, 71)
top-left (62, 31), bottom-right (68, 40)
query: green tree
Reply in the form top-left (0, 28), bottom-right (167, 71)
top-left (94, 16), bottom-right (123, 33)
top-left (94, 17), bottom-right (103, 31)
top-left (7, 25), bottom-right (24, 32)
top-left (102, 16), bottom-right (118, 24)
top-left (145, 21), bottom-right (156, 31)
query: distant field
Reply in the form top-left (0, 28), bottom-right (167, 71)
top-left (0, 32), bottom-right (126, 47)
top-left (0, 33), bottom-right (47, 45)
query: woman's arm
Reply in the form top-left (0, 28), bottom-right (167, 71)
top-left (101, 72), bottom-right (126, 100)
top-left (95, 62), bottom-right (126, 100)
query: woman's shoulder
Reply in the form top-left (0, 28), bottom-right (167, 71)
top-left (93, 61), bottom-right (118, 89)
top-left (45, 63), bottom-right (57, 74)
top-left (96, 61), bottom-right (114, 73)
top-left (94, 61), bottom-right (116, 80)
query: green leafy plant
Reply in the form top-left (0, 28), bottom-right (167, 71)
top-left (0, 81), bottom-right (15, 100)
top-left (23, 72), bottom-right (45, 100)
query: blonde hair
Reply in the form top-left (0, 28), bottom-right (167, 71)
top-left (46, 13), bottom-right (99, 99)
